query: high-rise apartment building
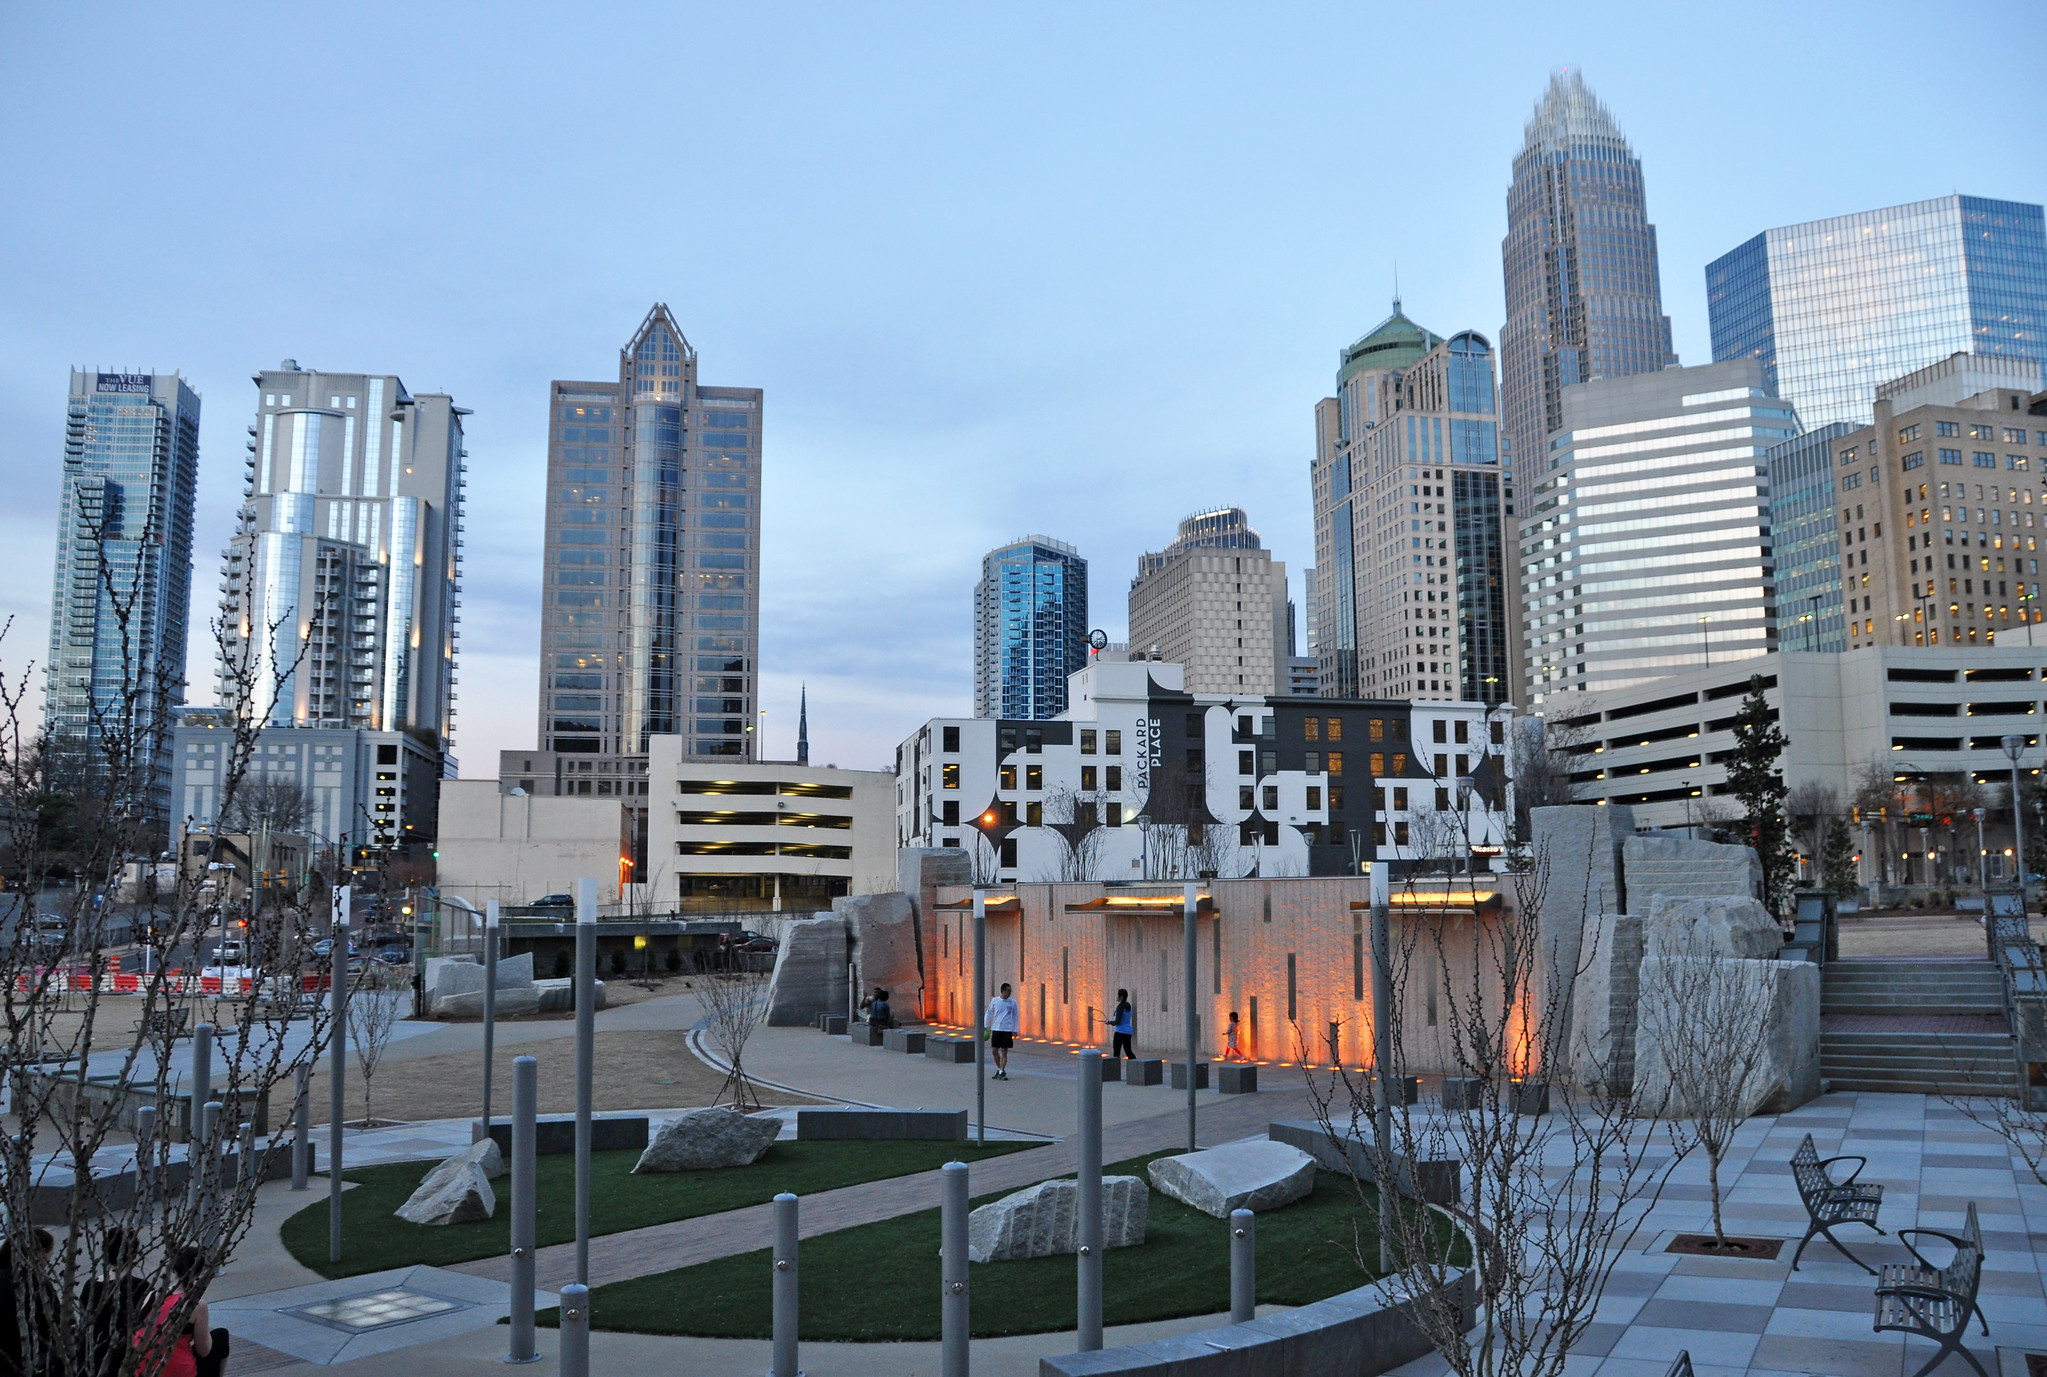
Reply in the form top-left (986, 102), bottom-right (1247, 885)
top-left (1500, 70), bottom-right (1677, 501)
top-left (44, 370), bottom-right (200, 834)
top-left (1520, 359), bottom-right (1796, 704)
top-left (1823, 363), bottom-right (2045, 650)
top-left (197, 361), bottom-right (465, 850)
top-left (972, 536), bottom-right (1088, 720)
top-left (1313, 309), bottom-right (1515, 704)
top-left (501, 304), bottom-right (763, 805)
top-left (1708, 195), bottom-right (2047, 432)
top-left (1127, 507), bottom-right (1287, 695)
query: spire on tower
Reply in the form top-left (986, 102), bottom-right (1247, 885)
top-left (796, 685), bottom-right (809, 766)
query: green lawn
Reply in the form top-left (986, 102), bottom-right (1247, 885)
top-left (540, 1152), bottom-right (1461, 1341)
top-left (281, 1139), bottom-right (1031, 1279)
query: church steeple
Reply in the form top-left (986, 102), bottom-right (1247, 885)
top-left (796, 685), bottom-right (809, 766)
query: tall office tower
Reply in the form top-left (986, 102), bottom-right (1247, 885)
top-left (1312, 308), bottom-right (1516, 705)
top-left (1708, 196), bottom-right (2047, 432)
top-left (1128, 507), bottom-right (1288, 695)
top-left (1500, 69), bottom-right (1677, 501)
top-left (205, 362), bottom-right (465, 850)
top-left (43, 370), bottom-right (200, 835)
top-left (1520, 359), bottom-right (1797, 704)
top-left (972, 535), bottom-right (1088, 719)
top-left (506, 304), bottom-right (764, 805)
top-left (1766, 423), bottom-right (1857, 654)
top-left (1822, 357), bottom-right (2044, 650)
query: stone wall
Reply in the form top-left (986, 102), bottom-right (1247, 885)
top-left (762, 914), bottom-right (849, 1026)
top-left (1622, 834), bottom-right (1764, 909)
top-left (899, 848), bottom-right (968, 1020)
top-left (838, 890), bottom-right (922, 1020)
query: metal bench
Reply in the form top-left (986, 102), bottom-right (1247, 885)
top-left (1665, 1353), bottom-right (1693, 1377)
top-left (1873, 1200), bottom-right (1989, 1377)
top-left (1790, 1132), bottom-right (1884, 1273)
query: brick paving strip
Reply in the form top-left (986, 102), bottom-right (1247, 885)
top-left (450, 1084), bottom-right (1318, 1292)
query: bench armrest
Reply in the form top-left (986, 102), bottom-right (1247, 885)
top-left (1876, 1281), bottom-right (1964, 1304)
top-left (1895, 1227), bottom-right (1967, 1273)
top-left (1818, 1153), bottom-right (1867, 1185)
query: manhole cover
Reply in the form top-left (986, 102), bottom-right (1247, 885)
top-left (292, 1289), bottom-right (465, 1333)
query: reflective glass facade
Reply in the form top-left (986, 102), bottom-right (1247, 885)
top-left (1500, 71), bottom-right (1677, 503)
top-left (973, 537), bottom-right (1088, 719)
top-left (537, 304), bottom-right (763, 777)
top-left (44, 370), bottom-right (201, 833)
top-left (1707, 195), bottom-right (2047, 431)
top-left (1520, 360), bottom-right (1795, 703)
top-left (1765, 423), bottom-right (1855, 653)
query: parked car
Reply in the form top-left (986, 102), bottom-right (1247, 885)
top-left (310, 938), bottom-right (358, 960)
top-left (215, 939), bottom-right (246, 967)
top-left (35, 916), bottom-right (69, 951)
top-left (376, 946), bottom-right (408, 966)
top-left (530, 893), bottom-right (574, 910)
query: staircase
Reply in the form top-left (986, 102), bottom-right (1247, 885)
top-left (1819, 958), bottom-right (2016, 1096)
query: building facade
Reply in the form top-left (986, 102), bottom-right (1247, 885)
top-left (435, 780), bottom-right (632, 911)
top-left (897, 655), bottom-right (1511, 884)
top-left (1825, 370), bottom-right (2046, 651)
top-left (972, 535), bottom-right (1089, 720)
top-left (506, 303), bottom-right (764, 811)
top-left (1127, 507), bottom-right (1288, 695)
top-left (43, 370), bottom-right (201, 834)
top-left (1707, 195), bottom-right (2047, 432)
top-left (1520, 359), bottom-right (1797, 705)
top-left (1313, 312), bottom-right (1515, 705)
top-left (645, 744), bottom-right (895, 912)
top-left (1500, 69), bottom-right (1677, 505)
top-left (1768, 422), bottom-right (1858, 655)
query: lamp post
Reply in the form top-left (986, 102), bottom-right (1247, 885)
top-left (2003, 734), bottom-right (2029, 894)
top-left (1699, 615), bottom-right (1710, 670)
top-left (440, 894), bottom-right (497, 1142)
top-left (1973, 807), bottom-right (1988, 897)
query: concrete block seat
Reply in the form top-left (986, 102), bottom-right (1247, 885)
top-left (486, 1113), bottom-right (649, 1158)
top-left (925, 1036), bottom-right (975, 1064)
top-left (795, 1107), bottom-right (966, 1141)
top-left (883, 1028), bottom-right (927, 1054)
top-left (1168, 1061), bottom-right (1209, 1090)
top-left (848, 1022), bottom-right (886, 1047)
top-left (1123, 1058), bottom-right (1164, 1086)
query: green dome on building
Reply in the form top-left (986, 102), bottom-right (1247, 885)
top-left (1338, 300), bottom-right (1443, 385)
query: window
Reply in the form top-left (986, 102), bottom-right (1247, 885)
top-left (1081, 765), bottom-right (1097, 791)
top-left (2011, 456), bottom-right (2030, 471)
top-left (1393, 752), bottom-right (1407, 774)
top-left (1025, 726), bottom-right (1042, 753)
top-left (1370, 752), bottom-right (1385, 776)
top-left (1432, 719), bottom-right (1447, 743)
top-left (1843, 472), bottom-right (1862, 490)
top-left (1026, 801), bottom-right (1042, 826)
top-left (1330, 786), bottom-right (1344, 810)
top-left (1305, 752), bottom-right (1320, 773)
top-left (1263, 785), bottom-right (1278, 810)
top-left (1106, 765), bottom-right (1123, 791)
top-left (999, 764), bottom-right (1016, 790)
top-left (1328, 751), bottom-right (1343, 776)
top-left (1368, 718), bottom-right (1384, 743)
top-left (1940, 449), bottom-right (1962, 466)
top-left (1238, 785), bottom-right (1254, 809)
top-left (1975, 452), bottom-right (1998, 469)
top-left (1238, 749), bottom-right (1253, 775)
top-left (942, 725), bottom-right (959, 752)
top-left (1392, 786), bottom-right (1409, 811)
top-left (1080, 729), bottom-right (1096, 754)
top-left (1899, 424), bottom-right (1921, 443)
top-left (1938, 421), bottom-right (1960, 437)
top-left (1454, 720), bottom-right (1469, 744)
top-left (1105, 730), bottom-right (1122, 755)
top-left (941, 763), bottom-right (959, 789)
top-left (942, 800), bottom-right (958, 826)
top-left (1903, 452), bottom-right (1925, 471)
top-left (1025, 765), bottom-right (1042, 791)
top-left (1326, 718), bottom-right (1342, 742)
top-left (1304, 717), bottom-right (1320, 741)
top-left (1107, 802), bottom-right (1123, 827)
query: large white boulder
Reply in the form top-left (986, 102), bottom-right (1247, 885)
top-left (633, 1108), bottom-right (781, 1172)
top-left (966, 1176), bottom-right (1147, 1263)
top-left (1147, 1140), bottom-right (1315, 1218)
top-left (414, 1136), bottom-right (505, 1196)
top-left (1635, 957), bottom-right (1820, 1117)
top-left (1643, 894), bottom-right (1783, 961)
top-left (395, 1160), bottom-right (495, 1225)
top-left (434, 985), bottom-right (543, 1019)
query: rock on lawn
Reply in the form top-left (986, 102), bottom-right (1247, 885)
top-left (633, 1107), bottom-right (781, 1172)
top-left (1147, 1140), bottom-right (1315, 1218)
top-left (396, 1161), bottom-right (495, 1226)
top-left (966, 1176), bottom-right (1147, 1263)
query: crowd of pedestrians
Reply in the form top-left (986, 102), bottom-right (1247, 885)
top-left (0, 1230), bottom-right (230, 1377)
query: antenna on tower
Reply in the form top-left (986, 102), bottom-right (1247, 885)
top-left (1392, 261), bottom-right (1402, 315)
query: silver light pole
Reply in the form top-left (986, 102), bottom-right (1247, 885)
top-left (1368, 862), bottom-right (1394, 1273)
top-left (1974, 807), bottom-right (1988, 897)
top-left (573, 876), bottom-right (596, 1286)
top-left (1182, 880), bottom-right (1197, 1154)
top-left (2004, 734), bottom-right (2028, 896)
top-left (482, 900), bottom-right (499, 1142)
top-left (972, 884), bottom-right (986, 1145)
top-left (328, 885), bottom-right (349, 1264)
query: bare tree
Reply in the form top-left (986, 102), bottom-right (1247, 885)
top-left (1635, 908), bottom-right (1780, 1245)
top-left (1510, 709), bottom-right (1597, 818)
top-left (346, 963), bottom-right (407, 1127)
top-left (216, 774), bottom-right (314, 834)
top-left (1785, 781), bottom-right (1838, 885)
top-left (691, 951), bottom-right (769, 1110)
top-left (0, 531), bottom-right (335, 1376)
top-left (1038, 788), bottom-right (1111, 882)
top-left (1302, 797), bottom-right (1680, 1377)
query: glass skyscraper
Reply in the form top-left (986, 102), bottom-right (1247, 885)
top-left (1500, 70), bottom-right (1677, 502)
top-left (1707, 195), bottom-right (2047, 431)
top-left (44, 370), bottom-right (200, 835)
top-left (1765, 422), bottom-right (1856, 654)
top-left (973, 536), bottom-right (1088, 720)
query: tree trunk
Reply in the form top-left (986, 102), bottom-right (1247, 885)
top-left (1708, 1149), bottom-right (1727, 1243)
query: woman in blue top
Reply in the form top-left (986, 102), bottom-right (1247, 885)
top-left (1111, 988), bottom-right (1135, 1059)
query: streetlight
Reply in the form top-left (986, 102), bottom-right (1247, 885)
top-left (2002, 734), bottom-right (2030, 892)
top-left (1699, 616), bottom-right (1710, 670)
top-left (1973, 807), bottom-right (1987, 898)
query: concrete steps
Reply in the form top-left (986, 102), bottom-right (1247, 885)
top-left (1818, 958), bottom-right (2015, 1095)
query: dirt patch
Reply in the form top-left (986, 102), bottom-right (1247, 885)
top-left (1665, 1233), bottom-right (1784, 1259)
top-left (303, 1028), bottom-right (815, 1125)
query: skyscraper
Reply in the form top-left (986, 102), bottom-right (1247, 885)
top-left (197, 361), bottom-right (465, 850)
top-left (972, 536), bottom-right (1088, 720)
top-left (503, 304), bottom-right (764, 802)
top-left (1312, 309), bottom-right (1516, 704)
top-left (1707, 195), bottom-right (2047, 432)
top-left (1500, 70), bottom-right (1677, 500)
top-left (1127, 506), bottom-right (1288, 695)
top-left (1519, 359), bottom-right (1796, 703)
top-left (44, 370), bottom-right (200, 834)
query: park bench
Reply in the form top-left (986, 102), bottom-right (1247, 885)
top-left (1665, 1353), bottom-right (1693, 1377)
top-left (1789, 1132), bottom-right (1885, 1273)
top-left (1874, 1200), bottom-right (1990, 1377)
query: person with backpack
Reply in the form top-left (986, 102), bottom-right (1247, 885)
top-left (1110, 989), bottom-right (1136, 1059)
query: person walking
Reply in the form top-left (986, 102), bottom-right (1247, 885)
top-left (985, 982), bottom-right (1020, 1079)
top-left (1221, 1010), bottom-right (1246, 1061)
top-left (1110, 988), bottom-right (1136, 1060)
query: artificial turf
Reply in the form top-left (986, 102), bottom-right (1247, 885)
top-left (280, 1139), bottom-right (1031, 1279)
top-left (539, 1151), bottom-right (1457, 1341)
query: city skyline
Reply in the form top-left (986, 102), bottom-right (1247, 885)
top-left (4, 6), bottom-right (2040, 772)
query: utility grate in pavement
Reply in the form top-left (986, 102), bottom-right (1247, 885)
top-left (290, 1288), bottom-right (465, 1334)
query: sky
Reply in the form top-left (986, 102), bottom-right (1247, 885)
top-left (3, 2), bottom-right (2043, 776)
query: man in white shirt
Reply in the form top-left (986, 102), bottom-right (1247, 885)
top-left (985, 982), bottom-right (1020, 1080)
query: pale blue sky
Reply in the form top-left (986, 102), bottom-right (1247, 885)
top-left (3, 3), bottom-right (2041, 773)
